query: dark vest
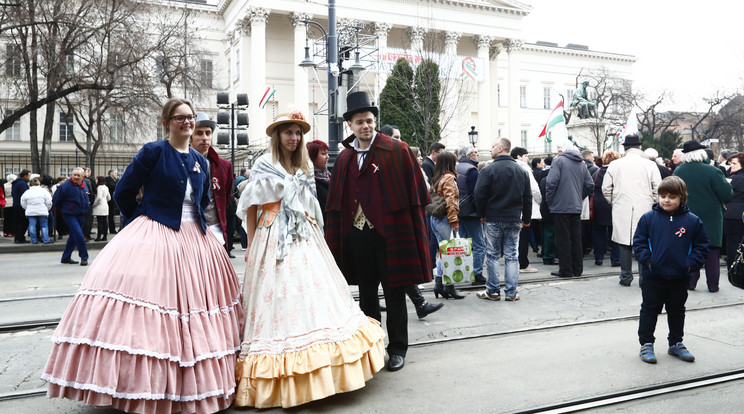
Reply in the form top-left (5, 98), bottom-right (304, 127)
top-left (341, 155), bottom-right (386, 237)
top-left (456, 159), bottom-right (478, 217)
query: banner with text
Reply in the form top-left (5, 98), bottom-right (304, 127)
top-left (375, 47), bottom-right (485, 82)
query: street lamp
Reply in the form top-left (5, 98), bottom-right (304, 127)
top-left (468, 126), bottom-right (479, 146)
top-left (216, 92), bottom-right (249, 171)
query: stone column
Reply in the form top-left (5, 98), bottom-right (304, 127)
top-left (290, 13), bottom-right (312, 115)
top-left (489, 43), bottom-right (502, 142)
top-left (505, 39), bottom-right (523, 143)
top-left (441, 31), bottom-right (461, 148)
top-left (474, 35), bottom-right (492, 155)
top-left (374, 22), bottom-right (392, 99)
top-left (248, 7), bottom-right (270, 142)
top-left (408, 26), bottom-right (427, 52)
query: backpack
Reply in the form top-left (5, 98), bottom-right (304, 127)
top-left (425, 179), bottom-right (447, 218)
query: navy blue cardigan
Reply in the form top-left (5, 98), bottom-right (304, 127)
top-left (114, 140), bottom-right (210, 233)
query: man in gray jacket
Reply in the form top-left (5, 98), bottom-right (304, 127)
top-left (546, 146), bottom-right (594, 278)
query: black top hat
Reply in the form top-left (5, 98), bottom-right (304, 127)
top-left (343, 91), bottom-right (378, 121)
top-left (682, 139), bottom-right (707, 153)
top-left (622, 133), bottom-right (641, 147)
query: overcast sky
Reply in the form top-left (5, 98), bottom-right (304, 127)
top-left (521, 0), bottom-right (744, 111)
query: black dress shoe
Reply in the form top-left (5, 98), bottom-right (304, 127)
top-left (61, 258), bottom-right (79, 264)
top-left (387, 355), bottom-right (405, 371)
top-left (14, 239), bottom-right (29, 244)
top-left (550, 271), bottom-right (571, 277)
top-left (228, 252), bottom-right (236, 258)
top-left (595, 260), bottom-right (603, 266)
top-left (416, 301), bottom-right (444, 319)
top-left (471, 274), bottom-right (487, 286)
top-left (80, 259), bottom-right (88, 266)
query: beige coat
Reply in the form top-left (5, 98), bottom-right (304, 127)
top-left (601, 148), bottom-right (661, 245)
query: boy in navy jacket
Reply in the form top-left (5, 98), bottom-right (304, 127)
top-left (633, 176), bottom-right (709, 364)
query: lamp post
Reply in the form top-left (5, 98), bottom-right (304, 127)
top-left (468, 126), bottom-right (479, 147)
top-left (216, 92), bottom-right (249, 172)
top-left (298, 0), bottom-right (342, 169)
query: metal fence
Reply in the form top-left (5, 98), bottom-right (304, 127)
top-left (1, 154), bottom-right (135, 179)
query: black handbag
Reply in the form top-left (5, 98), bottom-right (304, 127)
top-left (425, 181), bottom-right (447, 218)
top-left (729, 236), bottom-right (744, 289)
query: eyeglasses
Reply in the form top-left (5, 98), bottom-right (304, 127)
top-left (170, 114), bottom-right (195, 123)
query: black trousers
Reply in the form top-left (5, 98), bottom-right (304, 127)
top-left (518, 221), bottom-right (531, 269)
top-left (638, 275), bottom-right (688, 346)
top-left (107, 201), bottom-right (117, 232)
top-left (553, 213), bottom-right (583, 277)
top-left (346, 226), bottom-right (408, 357)
top-left (96, 215), bottom-right (108, 237)
top-left (14, 205), bottom-right (27, 242)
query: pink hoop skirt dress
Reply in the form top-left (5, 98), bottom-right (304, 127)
top-left (42, 215), bottom-right (243, 413)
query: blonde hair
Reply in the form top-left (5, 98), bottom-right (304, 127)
top-left (29, 177), bottom-right (41, 186)
top-left (270, 116), bottom-right (311, 176)
top-left (160, 98), bottom-right (195, 134)
top-left (602, 150), bottom-right (621, 166)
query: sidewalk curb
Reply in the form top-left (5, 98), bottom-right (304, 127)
top-left (0, 239), bottom-right (109, 254)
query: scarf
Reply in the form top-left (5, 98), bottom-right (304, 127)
top-left (314, 167), bottom-right (330, 184)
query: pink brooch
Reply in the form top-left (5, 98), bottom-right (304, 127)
top-left (675, 227), bottom-right (686, 238)
top-left (193, 161), bottom-right (201, 173)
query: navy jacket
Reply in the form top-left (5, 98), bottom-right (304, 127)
top-left (11, 178), bottom-right (29, 207)
top-left (114, 140), bottom-right (210, 233)
top-left (633, 203), bottom-right (709, 279)
top-left (474, 155), bottom-right (531, 223)
top-left (52, 179), bottom-right (91, 216)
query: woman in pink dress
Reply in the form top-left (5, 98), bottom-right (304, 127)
top-left (42, 98), bottom-right (243, 413)
top-left (234, 111), bottom-right (385, 408)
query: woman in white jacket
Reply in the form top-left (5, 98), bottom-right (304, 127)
top-left (92, 176), bottom-right (111, 241)
top-left (20, 177), bottom-right (52, 244)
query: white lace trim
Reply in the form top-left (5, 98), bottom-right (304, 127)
top-left (50, 336), bottom-right (240, 368)
top-left (41, 373), bottom-right (234, 402)
top-left (75, 289), bottom-right (241, 322)
top-left (240, 313), bottom-right (370, 356)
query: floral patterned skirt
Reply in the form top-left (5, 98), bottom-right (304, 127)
top-left (235, 216), bottom-right (385, 408)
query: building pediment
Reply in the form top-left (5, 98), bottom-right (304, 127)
top-left (426, 0), bottom-right (531, 15)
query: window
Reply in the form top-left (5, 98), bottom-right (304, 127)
top-left (519, 85), bottom-right (527, 108)
top-left (110, 114), bottom-right (125, 142)
top-left (521, 130), bottom-right (527, 148)
top-left (200, 59), bottom-right (213, 88)
top-left (543, 87), bottom-right (551, 109)
top-left (59, 167), bottom-right (74, 177)
top-left (65, 53), bottom-right (75, 75)
top-left (544, 133), bottom-right (552, 153)
top-left (497, 84), bottom-right (501, 106)
top-left (5, 44), bottom-right (22, 77)
top-left (227, 56), bottom-right (232, 84)
top-left (611, 98), bottom-right (620, 114)
top-left (3, 109), bottom-right (21, 141)
top-left (59, 112), bottom-right (74, 142)
top-left (567, 89), bottom-right (574, 103)
top-left (497, 129), bottom-right (502, 138)
top-left (234, 49), bottom-right (240, 81)
top-left (589, 90), bottom-right (597, 100)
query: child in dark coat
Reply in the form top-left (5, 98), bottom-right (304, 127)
top-left (632, 176), bottom-right (709, 364)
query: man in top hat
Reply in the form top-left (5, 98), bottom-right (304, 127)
top-left (325, 91), bottom-right (432, 372)
top-left (191, 112), bottom-right (235, 254)
top-left (602, 133), bottom-right (661, 286)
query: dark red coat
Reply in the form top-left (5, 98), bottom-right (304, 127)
top-left (206, 146), bottom-right (234, 244)
top-left (325, 132), bottom-right (432, 288)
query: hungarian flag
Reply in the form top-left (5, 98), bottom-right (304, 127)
top-left (259, 86), bottom-right (275, 109)
top-left (538, 101), bottom-right (565, 142)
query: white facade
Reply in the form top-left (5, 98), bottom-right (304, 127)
top-left (1, 0), bottom-right (635, 169)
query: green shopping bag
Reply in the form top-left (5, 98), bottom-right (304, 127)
top-left (439, 237), bottom-right (474, 284)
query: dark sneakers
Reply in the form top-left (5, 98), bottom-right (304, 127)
top-left (61, 258), bottom-right (79, 265)
top-left (668, 342), bottom-right (695, 362)
top-left (640, 343), bottom-right (657, 364)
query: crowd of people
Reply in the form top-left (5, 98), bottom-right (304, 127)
top-left (0, 91), bottom-right (737, 413)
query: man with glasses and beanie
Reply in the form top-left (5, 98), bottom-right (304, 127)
top-left (325, 91), bottom-right (432, 372)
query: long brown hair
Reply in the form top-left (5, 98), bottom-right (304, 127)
top-left (431, 150), bottom-right (457, 186)
top-left (270, 123), bottom-right (312, 175)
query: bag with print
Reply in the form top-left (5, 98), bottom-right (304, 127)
top-left (439, 236), bottom-right (474, 285)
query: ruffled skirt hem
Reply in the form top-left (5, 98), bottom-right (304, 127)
top-left (234, 318), bottom-right (385, 408)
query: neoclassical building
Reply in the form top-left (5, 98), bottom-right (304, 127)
top-left (1, 0), bottom-right (635, 176)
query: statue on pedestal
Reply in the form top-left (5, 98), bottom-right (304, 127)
top-left (570, 81), bottom-right (597, 119)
